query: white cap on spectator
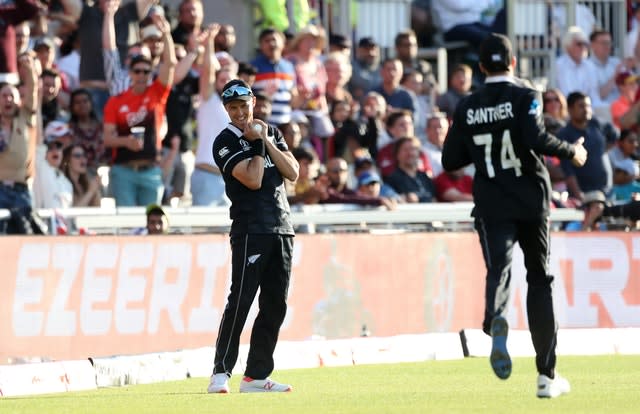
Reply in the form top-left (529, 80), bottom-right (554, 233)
top-left (141, 25), bottom-right (162, 40)
top-left (44, 121), bottom-right (71, 143)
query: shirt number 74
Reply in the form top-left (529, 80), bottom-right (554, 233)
top-left (473, 130), bottom-right (522, 178)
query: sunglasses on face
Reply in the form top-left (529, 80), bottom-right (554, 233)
top-left (71, 152), bottom-right (86, 159)
top-left (329, 168), bottom-right (348, 173)
top-left (221, 84), bottom-right (253, 99)
top-left (46, 141), bottom-right (64, 151)
top-left (544, 96), bottom-right (559, 103)
top-left (132, 68), bottom-right (152, 75)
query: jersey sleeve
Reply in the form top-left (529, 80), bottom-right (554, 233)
top-left (519, 89), bottom-right (575, 160)
top-left (269, 125), bottom-right (289, 152)
top-left (441, 102), bottom-right (472, 171)
top-left (212, 133), bottom-right (253, 175)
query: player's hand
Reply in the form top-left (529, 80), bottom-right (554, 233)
top-left (243, 119), bottom-right (267, 141)
top-left (571, 137), bottom-right (587, 167)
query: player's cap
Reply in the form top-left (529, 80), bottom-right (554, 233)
top-left (480, 33), bottom-right (513, 73)
top-left (221, 79), bottom-right (254, 105)
top-left (357, 171), bottom-right (381, 187)
top-left (615, 70), bottom-right (638, 86)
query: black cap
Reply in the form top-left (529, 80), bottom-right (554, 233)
top-left (129, 53), bottom-right (152, 68)
top-left (358, 36), bottom-right (377, 48)
top-left (479, 33), bottom-right (513, 73)
top-left (330, 33), bottom-right (351, 49)
top-left (221, 79), bottom-right (254, 105)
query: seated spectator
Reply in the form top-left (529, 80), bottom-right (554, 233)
top-left (542, 88), bottom-right (568, 134)
top-left (610, 71), bottom-right (639, 130)
top-left (132, 203), bottom-right (170, 235)
top-left (436, 63), bottom-right (472, 119)
top-left (372, 58), bottom-right (417, 116)
top-left (320, 157), bottom-right (394, 209)
top-left (61, 144), bottom-right (101, 207)
top-left (325, 51), bottom-right (355, 117)
top-left (33, 121), bottom-right (74, 209)
top-left (330, 99), bottom-right (361, 160)
top-left (554, 26), bottom-right (599, 101)
top-left (356, 91), bottom-right (387, 159)
top-left (589, 29), bottom-right (623, 119)
top-left (433, 169), bottom-right (473, 202)
top-left (401, 69), bottom-right (434, 141)
top-left (432, 0), bottom-right (505, 47)
top-left (353, 154), bottom-right (400, 201)
top-left (356, 170), bottom-right (396, 210)
top-left (610, 158), bottom-right (640, 202)
top-left (608, 128), bottom-right (639, 175)
top-left (385, 136), bottom-right (436, 203)
top-left (287, 146), bottom-right (326, 205)
top-left (422, 112), bottom-right (449, 176)
top-left (254, 91), bottom-right (274, 124)
top-left (68, 88), bottom-right (106, 174)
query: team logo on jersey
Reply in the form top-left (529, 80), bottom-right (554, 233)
top-left (239, 139), bottom-right (250, 149)
top-left (247, 254), bottom-right (261, 265)
top-left (528, 99), bottom-right (541, 116)
top-left (218, 146), bottom-right (230, 157)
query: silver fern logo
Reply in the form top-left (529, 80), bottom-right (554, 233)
top-left (247, 254), bottom-right (261, 265)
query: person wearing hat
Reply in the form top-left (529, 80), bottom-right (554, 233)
top-left (32, 120), bottom-right (74, 209)
top-left (0, 53), bottom-right (39, 234)
top-left (442, 33), bottom-right (587, 397)
top-left (207, 79), bottom-right (299, 394)
top-left (348, 36), bottom-right (381, 101)
top-left (102, 11), bottom-right (176, 207)
top-left (329, 33), bottom-right (352, 58)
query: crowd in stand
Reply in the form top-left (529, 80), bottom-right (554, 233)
top-left (2, 0), bottom-right (640, 234)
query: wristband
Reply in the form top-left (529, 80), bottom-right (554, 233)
top-left (251, 139), bottom-right (265, 157)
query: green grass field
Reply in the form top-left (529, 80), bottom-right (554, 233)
top-left (2, 355), bottom-right (639, 414)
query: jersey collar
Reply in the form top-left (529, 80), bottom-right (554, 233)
top-left (227, 123), bottom-right (243, 137)
top-left (485, 75), bottom-right (516, 84)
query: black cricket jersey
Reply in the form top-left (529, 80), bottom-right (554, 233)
top-left (212, 123), bottom-right (294, 235)
top-left (442, 76), bottom-right (576, 219)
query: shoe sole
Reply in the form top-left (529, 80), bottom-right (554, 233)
top-left (239, 387), bottom-right (292, 393)
top-left (490, 316), bottom-right (511, 380)
top-left (207, 388), bottom-right (229, 394)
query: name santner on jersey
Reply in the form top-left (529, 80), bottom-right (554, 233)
top-left (466, 102), bottom-right (514, 125)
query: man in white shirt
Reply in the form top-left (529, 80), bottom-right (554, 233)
top-left (588, 29), bottom-right (623, 121)
top-left (554, 26), bottom-right (599, 103)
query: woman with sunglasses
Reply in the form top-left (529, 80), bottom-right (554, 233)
top-left (542, 88), bottom-right (568, 135)
top-left (62, 144), bottom-right (101, 207)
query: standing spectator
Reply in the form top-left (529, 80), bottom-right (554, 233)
top-left (441, 33), bottom-right (586, 396)
top-left (557, 91), bottom-right (613, 226)
top-left (14, 21), bottom-right (32, 55)
top-left (401, 69), bottom-right (431, 141)
top-left (385, 136), bottom-right (436, 203)
top-left (171, 0), bottom-right (203, 46)
top-left (33, 121), bottom-right (74, 209)
top-left (373, 58), bottom-right (417, 115)
top-left (190, 24), bottom-right (234, 207)
top-left (102, 14), bottom-right (176, 207)
top-left (328, 33), bottom-right (352, 59)
top-left (589, 29), bottom-right (623, 119)
top-left (34, 37), bottom-right (71, 96)
top-left (251, 28), bottom-right (298, 126)
top-left (56, 30), bottom-right (81, 91)
top-left (436, 64), bottom-right (473, 119)
top-left (75, 0), bottom-right (156, 119)
top-left (625, 4), bottom-right (640, 61)
top-left (394, 29), bottom-right (437, 95)
top-left (40, 69), bottom-right (69, 128)
top-left (68, 88), bottom-right (106, 174)
top-left (324, 51), bottom-right (355, 117)
top-left (348, 36), bottom-right (381, 102)
top-left (0, 0), bottom-right (40, 85)
top-left (237, 61), bottom-right (257, 86)
top-left (610, 71), bottom-right (639, 130)
top-left (208, 79), bottom-right (299, 394)
top-left (61, 143), bottom-right (101, 207)
top-left (553, 26), bottom-right (599, 101)
top-left (0, 54), bottom-right (38, 234)
top-left (357, 91), bottom-right (387, 160)
top-left (432, 0), bottom-right (505, 47)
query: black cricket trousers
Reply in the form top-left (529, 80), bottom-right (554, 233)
top-left (475, 216), bottom-right (557, 378)
top-left (213, 233), bottom-right (293, 379)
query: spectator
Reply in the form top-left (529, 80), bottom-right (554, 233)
top-left (433, 169), bottom-right (474, 202)
top-left (329, 33), bottom-right (352, 59)
top-left (610, 71), bottom-right (639, 130)
top-left (324, 51), bottom-right (355, 117)
top-left (237, 61), bottom-right (257, 86)
top-left (102, 14), bottom-right (176, 207)
top-left (608, 128), bottom-right (639, 175)
top-left (56, 30), bottom-right (81, 91)
top-left (214, 24), bottom-right (236, 54)
top-left (385, 136), bottom-right (436, 203)
top-left (251, 28), bottom-right (298, 125)
top-left (625, 4), bottom-right (640, 60)
top-left (348, 36), bottom-right (381, 102)
top-left (422, 112), bottom-right (449, 177)
top-left (190, 25), bottom-right (233, 207)
top-left (132, 203), bottom-right (169, 235)
top-left (376, 109), bottom-right (432, 177)
top-left (393, 29), bottom-right (437, 93)
top-left (589, 29), bottom-right (623, 118)
top-left (75, 0), bottom-right (156, 119)
top-left (171, 0), bottom-right (203, 46)
top-left (41, 69), bottom-right (69, 128)
top-left (357, 91), bottom-right (387, 159)
top-left (432, 0), bottom-right (505, 47)
top-left (287, 146), bottom-right (325, 205)
top-left (33, 121), bottom-right (74, 209)
top-left (68, 88), bottom-right (106, 174)
top-left (34, 37), bottom-right (71, 96)
top-left (320, 157), bottom-right (394, 209)
top-left (401, 69), bottom-right (432, 141)
top-left (553, 26), bottom-right (599, 101)
top-left (436, 63), bottom-right (473, 119)
top-left (557, 92), bottom-right (612, 229)
top-left (610, 157), bottom-right (640, 202)
top-left (329, 99), bottom-right (361, 160)
top-left (279, 121), bottom-right (303, 151)
top-left (257, 0), bottom-right (312, 34)
top-left (542, 88), bottom-right (568, 134)
top-left (0, 54), bottom-right (38, 234)
top-left (253, 91), bottom-right (273, 124)
top-left (353, 154), bottom-right (401, 201)
top-left (14, 21), bottom-right (32, 55)
top-left (355, 170), bottom-right (397, 210)
top-left (0, 0), bottom-right (39, 85)
top-left (372, 58), bottom-right (417, 115)
top-left (61, 143), bottom-right (101, 207)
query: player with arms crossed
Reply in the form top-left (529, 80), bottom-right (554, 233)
top-left (208, 79), bottom-right (299, 393)
top-left (442, 34), bottom-right (587, 398)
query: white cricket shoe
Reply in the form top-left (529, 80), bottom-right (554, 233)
top-left (239, 376), bottom-right (292, 393)
top-left (536, 373), bottom-right (570, 398)
top-left (207, 373), bottom-right (230, 394)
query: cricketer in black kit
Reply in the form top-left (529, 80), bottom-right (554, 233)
top-left (442, 34), bottom-right (587, 398)
top-left (207, 79), bottom-right (299, 394)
